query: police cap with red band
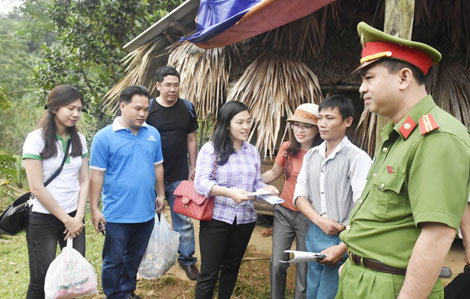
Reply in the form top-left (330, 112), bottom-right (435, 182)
top-left (354, 22), bottom-right (442, 75)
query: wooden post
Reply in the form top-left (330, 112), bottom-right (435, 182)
top-left (375, 0), bottom-right (415, 148)
top-left (384, 0), bottom-right (415, 39)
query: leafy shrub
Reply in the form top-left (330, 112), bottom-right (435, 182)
top-left (0, 154), bottom-right (28, 209)
top-left (0, 154), bottom-right (27, 189)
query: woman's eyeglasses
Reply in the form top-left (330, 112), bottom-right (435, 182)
top-left (291, 123), bottom-right (315, 131)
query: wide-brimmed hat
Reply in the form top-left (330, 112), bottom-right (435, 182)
top-left (287, 103), bottom-right (319, 125)
top-left (354, 22), bottom-right (441, 75)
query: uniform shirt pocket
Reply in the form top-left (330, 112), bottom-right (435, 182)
top-left (370, 172), bottom-right (407, 218)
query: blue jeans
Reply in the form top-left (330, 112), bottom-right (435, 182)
top-left (101, 219), bottom-right (154, 299)
top-left (26, 211), bottom-right (85, 299)
top-left (165, 180), bottom-right (197, 266)
top-left (305, 222), bottom-right (348, 299)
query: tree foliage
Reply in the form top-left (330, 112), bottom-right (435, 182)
top-left (0, 9), bottom-right (43, 155)
top-left (34, 0), bottom-right (183, 133)
top-left (15, 0), bottom-right (56, 52)
top-left (0, 0), bottom-right (183, 155)
top-left (0, 12), bottom-right (37, 94)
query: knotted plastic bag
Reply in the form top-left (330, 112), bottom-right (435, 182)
top-left (44, 239), bottom-right (98, 299)
top-left (138, 213), bottom-right (180, 279)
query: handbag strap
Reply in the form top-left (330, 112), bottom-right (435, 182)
top-left (211, 153), bottom-right (218, 180)
top-left (43, 139), bottom-right (71, 187)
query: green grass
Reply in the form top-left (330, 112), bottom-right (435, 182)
top-left (0, 231), bottom-right (29, 298)
top-left (0, 213), bottom-right (105, 298)
top-left (0, 212), bottom-right (293, 298)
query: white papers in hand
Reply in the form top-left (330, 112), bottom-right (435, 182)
top-left (279, 250), bottom-right (327, 263)
top-left (247, 189), bottom-right (284, 205)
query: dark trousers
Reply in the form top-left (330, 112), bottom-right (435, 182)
top-left (195, 218), bottom-right (255, 299)
top-left (101, 219), bottom-right (154, 299)
top-left (26, 210), bottom-right (85, 299)
top-left (271, 205), bottom-right (308, 299)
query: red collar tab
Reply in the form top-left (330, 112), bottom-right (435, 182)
top-left (399, 116), bottom-right (417, 139)
top-left (362, 41), bottom-right (434, 74)
top-left (419, 114), bottom-right (439, 135)
top-left (386, 166), bottom-right (394, 173)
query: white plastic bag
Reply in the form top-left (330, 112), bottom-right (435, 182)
top-left (44, 239), bottom-right (98, 299)
top-left (138, 213), bottom-right (180, 279)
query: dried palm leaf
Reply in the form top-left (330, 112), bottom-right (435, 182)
top-left (261, 3), bottom-right (340, 60)
top-left (427, 62), bottom-right (470, 128)
top-left (104, 37), bottom-right (171, 113)
top-left (415, 0), bottom-right (470, 65)
top-left (227, 53), bottom-right (323, 157)
top-left (168, 41), bottom-right (239, 120)
top-left (354, 105), bottom-right (377, 157)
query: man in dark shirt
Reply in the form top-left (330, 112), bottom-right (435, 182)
top-left (146, 66), bottom-right (199, 280)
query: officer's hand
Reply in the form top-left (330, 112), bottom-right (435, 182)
top-left (317, 217), bottom-right (345, 235)
top-left (318, 243), bottom-right (347, 265)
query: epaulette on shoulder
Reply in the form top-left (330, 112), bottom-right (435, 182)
top-left (419, 113), bottom-right (440, 135)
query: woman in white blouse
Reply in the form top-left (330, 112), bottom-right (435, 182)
top-left (23, 85), bottom-right (89, 299)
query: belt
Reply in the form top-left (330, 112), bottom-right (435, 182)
top-left (348, 251), bottom-right (406, 275)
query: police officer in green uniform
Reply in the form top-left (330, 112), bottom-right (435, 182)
top-left (336, 22), bottom-right (470, 299)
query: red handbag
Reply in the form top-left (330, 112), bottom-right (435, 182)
top-left (173, 181), bottom-right (214, 221)
top-left (173, 155), bottom-right (218, 221)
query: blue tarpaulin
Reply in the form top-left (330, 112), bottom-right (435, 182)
top-left (184, 0), bottom-right (336, 49)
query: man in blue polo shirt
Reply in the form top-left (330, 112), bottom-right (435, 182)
top-left (89, 85), bottom-right (165, 299)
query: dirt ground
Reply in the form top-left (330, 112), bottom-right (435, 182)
top-left (441, 239), bottom-right (467, 285)
top-left (163, 210), bottom-right (275, 280)
top-left (163, 208), bottom-right (467, 287)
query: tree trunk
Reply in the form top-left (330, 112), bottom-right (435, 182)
top-left (375, 0), bottom-right (415, 149)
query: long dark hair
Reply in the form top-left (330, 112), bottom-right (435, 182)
top-left (38, 85), bottom-right (84, 159)
top-left (211, 101), bottom-right (249, 165)
top-left (285, 124), bottom-right (322, 157)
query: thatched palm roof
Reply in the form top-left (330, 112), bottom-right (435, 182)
top-left (106, 0), bottom-right (470, 156)
top-left (104, 37), bottom-right (170, 114)
top-left (227, 53), bottom-right (323, 157)
top-left (167, 42), bottom-right (234, 120)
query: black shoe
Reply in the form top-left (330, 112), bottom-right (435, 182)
top-left (180, 264), bottom-right (199, 280)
